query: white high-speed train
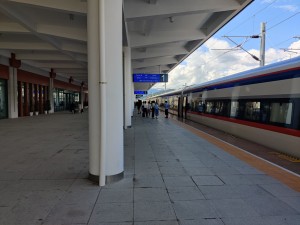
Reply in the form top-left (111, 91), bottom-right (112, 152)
top-left (148, 56), bottom-right (300, 158)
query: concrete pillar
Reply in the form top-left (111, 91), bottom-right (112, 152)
top-left (105, 0), bottom-right (124, 182)
top-left (87, 0), bottom-right (101, 183)
top-left (123, 46), bottom-right (132, 129)
top-left (131, 80), bottom-right (135, 116)
top-left (80, 82), bottom-right (84, 111)
top-left (87, 0), bottom-right (124, 186)
top-left (8, 67), bottom-right (18, 118)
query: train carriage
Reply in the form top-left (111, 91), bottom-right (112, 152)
top-left (148, 56), bottom-right (300, 158)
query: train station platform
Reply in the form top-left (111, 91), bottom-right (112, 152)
top-left (0, 111), bottom-right (300, 225)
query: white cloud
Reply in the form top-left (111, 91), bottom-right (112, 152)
top-left (275, 4), bottom-right (298, 12)
top-left (151, 38), bottom-right (299, 92)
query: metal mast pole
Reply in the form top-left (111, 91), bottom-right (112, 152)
top-left (260, 22), bottom-right (266, 67)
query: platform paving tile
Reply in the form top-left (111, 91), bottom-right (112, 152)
top-left (243, 195), bottom-right (299, 216)
top-left (209, 199), bottom-right (260, 218)
top-left (134, 202), bottom-right (176, 221)
top-left (231, 184), bottom-right (273, 199)
top-left (259, 183), bottom-right (300, 197)
top-left (192, 175), bottom-right (224, 186)
top-left (279, 196), bottom-right (300, 213)
top-left (133, 175), bottom-right (165, 188)
top-left (184, 167), bottom-right (215, 176)
top-left (179, 218), bottom-right (224, 225)
top-left (134, 221), bottom-right (179, 225)
top-left (167, 186), bottom-right (205, 201)
top-left (97, 188), bottom-right (133, 203)
top-left (159, 166), bottom-right (188, 176)
top-left (223, 215), bottom-right (300, 225)
top-left (134, 187), bottom-right (169, 202)
top-left (172, 200), bottom-right (219, 220)
top-left (89, 203), bottom-right (133, 223)
top-left (42, 203), bottom-right (94, 225)
top-left (163, 176), bottom-right (196, 188)
top-left (218, 174), bottom-right (257, 185)
top-left (198, 185), bottom-right (241, 200)
top-left (90, 223), bottom-right (133, 225)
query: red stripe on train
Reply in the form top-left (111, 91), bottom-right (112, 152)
top-left (188, 111), bottom-right (300, 138)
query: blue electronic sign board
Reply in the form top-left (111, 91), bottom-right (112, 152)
top-left (133, 73), bottom-right (168, 83)
top-left (134, 90), bottom-right (148, 94)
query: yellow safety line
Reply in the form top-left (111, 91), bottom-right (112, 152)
top-left (171, 119), bottom-right (300, 192)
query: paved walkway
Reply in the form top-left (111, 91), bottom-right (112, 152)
top-left (0, 111), bottom-right (299, 225)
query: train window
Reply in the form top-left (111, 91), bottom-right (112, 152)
top-left (173, 98), bottom-right (178, 110)
top-left (230, 101), bottom-right (239, 118)
top-left (260, 102), bottom-right (270, 123)
top-left (270, 102), bottom-right (293, 125)
top-left (244, 102), bottom-right (261, 121)
top-left (205, 102), bottom-right (214, 114)
top-left (198, 101), bottom-right (205, 112)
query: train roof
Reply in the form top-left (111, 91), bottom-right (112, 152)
top-left (154, 56), bottom-right (300, 97)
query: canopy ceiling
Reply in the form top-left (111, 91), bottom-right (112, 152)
top-left (0, 0), bottom-right (253, 90)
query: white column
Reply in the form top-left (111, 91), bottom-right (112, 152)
top-left (87, 0), bottom-right (101, 181)
top-left (49, 77), bottom-right (54, 113)
top-left (131, 81), bottom-right (135, 116)
top-left (80, 84), bottom-right (84, 110)
top-left (105, 0), bottom-right (124, 180)
top-left (8, 67), bottom-right (18, 118)
top-left (123, 46), bottom-right (132, 129)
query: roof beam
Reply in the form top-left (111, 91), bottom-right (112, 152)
top-left (132, 56), bottom-right (178, 69)
top-left (129, 29), bottom-right (206, 48)
top-left (124, 0), bottom-right (241, 21)
top-left (0, 2), bottom-right (87, 67)
top-left (0, 22), bottom-right (29, 33)
top-left (37, 24), bottom-right (87, 42)
top-left (131, 45), bottom-right (188, 59)
top-left (0, 42), bottom-right (57, 51)
top-left (5, 0), bottom-right (87, 14)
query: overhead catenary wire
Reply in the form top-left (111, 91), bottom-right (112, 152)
top-left (267, 11), bottom-right (300, 31)
top-left (200, 0), bottom-right (279, 65)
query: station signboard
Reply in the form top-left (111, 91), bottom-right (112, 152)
top-left (134, 90), bottom-right (148, 94)
top-left (133, 73), bottom-right (168, 82)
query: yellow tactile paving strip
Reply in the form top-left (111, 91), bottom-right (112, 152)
top-left (171, 119), bottom-right (300, 192)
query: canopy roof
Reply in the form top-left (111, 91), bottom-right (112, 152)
top-left (0, 0), bottom-right (253, 90)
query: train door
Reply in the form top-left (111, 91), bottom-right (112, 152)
top-left (183, 96), bottom-right (188, 119)
top-left (178, 96), bottom-right (182, 117)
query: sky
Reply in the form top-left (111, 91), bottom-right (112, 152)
top-left (149, 0), bottom-right (300, 94)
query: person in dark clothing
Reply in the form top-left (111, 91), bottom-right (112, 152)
top-left (164, 101), bottom-right (169, 118)
top-left (137, 100), bottom-right (142, 114)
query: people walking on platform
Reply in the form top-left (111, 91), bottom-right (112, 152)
top-left (151, 101), bottom-right (155, 119)
top-left (137, 100), bottom-right (142, 114)
top-left (154, 102), bottom-right (159, 119)
top-left (142, 101), bottom-right (147, 117)
top-left (147, 101), bottom-right (151, 117)
top-left (164, 100), bottom-right (169, 118)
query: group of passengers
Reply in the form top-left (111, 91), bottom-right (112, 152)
top-left (137, 100), bottom-right (169, 119)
